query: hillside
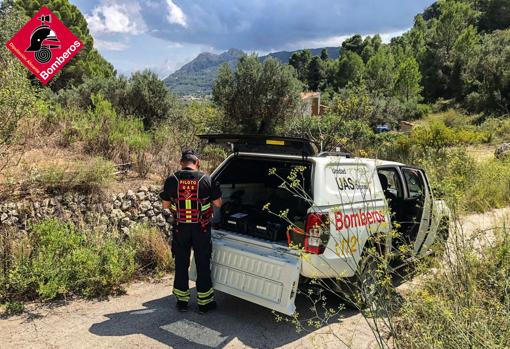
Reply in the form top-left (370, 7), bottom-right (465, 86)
top-left (163, 47), bottom-right (339, 96)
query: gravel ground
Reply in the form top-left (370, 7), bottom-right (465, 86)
top-left (0, 277), bottom-right (380, 349)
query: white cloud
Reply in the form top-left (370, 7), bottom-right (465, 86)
top-left (167, 41), bottom-right (184, 48)
top-left (166, 0), bottom-right (187, 27)
top-left (379, 30), bottom-right (407, 43)
top-left (94, 39), bottom-right (129, 51)
top-left (151, 58), bottom-right (183, 77)
top-left (282, 29), bottom-right (408, 52)
top-left (86, 2), bottom-right (145, 34)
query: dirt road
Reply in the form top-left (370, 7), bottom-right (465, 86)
top-left (0, 278), bottom-right (379, 349)
top-left (1, 207), bottom-right (509, 349)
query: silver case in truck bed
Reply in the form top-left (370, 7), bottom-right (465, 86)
top-left (190, 230), bottom-right (301, 315)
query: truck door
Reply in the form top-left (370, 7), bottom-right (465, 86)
top-left (190, 232), bottom-right (301, 316)
top-left (400, 167), bottom-right (433, 253)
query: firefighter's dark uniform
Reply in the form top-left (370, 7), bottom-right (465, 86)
top-left (160, 167), bottom-right (221, 310)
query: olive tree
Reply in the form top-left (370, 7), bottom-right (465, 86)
top-left (213, 55), bottom-right (303, 134)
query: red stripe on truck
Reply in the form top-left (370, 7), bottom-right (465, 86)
top-left (334, 210), bottom-right (386, 231)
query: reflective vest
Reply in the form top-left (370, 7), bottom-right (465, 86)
top-left (170, 172), bottom-right (213, 228)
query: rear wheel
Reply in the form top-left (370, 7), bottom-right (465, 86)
top-left (352, 252), bottom-right (380, 309)
top-left (329, 245), bottom-right (394, 311)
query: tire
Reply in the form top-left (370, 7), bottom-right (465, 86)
top-left (332, 246), bottom-right (392, 311)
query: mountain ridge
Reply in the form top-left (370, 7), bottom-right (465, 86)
top-left (164, 47), bottom-right (339, 96)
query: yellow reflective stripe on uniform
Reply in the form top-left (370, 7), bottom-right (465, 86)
top-left (185, 199), bottom-right (192, 222)
top-left (197, 297), bottom-right (215, 305)
top-left (197, 288), bottom-right (214, 298)
top-left (173, 288), bottom-right (190, 297)
top-left (170, 204), bottom-right (176, 210)
top-left (201, 203), bottom-right (211, 211)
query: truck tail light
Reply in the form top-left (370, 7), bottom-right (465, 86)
top-left (304, 213), bottom-right (328, 254)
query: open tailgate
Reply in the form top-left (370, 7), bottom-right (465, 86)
top-left (191, 230), bottom-right (301, 315)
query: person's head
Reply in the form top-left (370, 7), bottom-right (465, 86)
top-left (180, 149), bottom-right (200, 170)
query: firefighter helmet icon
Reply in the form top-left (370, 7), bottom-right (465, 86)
top-left (26, 15), bottom-right (60, 64)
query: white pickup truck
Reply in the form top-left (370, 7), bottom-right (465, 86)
top-left (191, 135), bottom-right (450, 315)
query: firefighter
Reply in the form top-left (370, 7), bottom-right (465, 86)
top-left (160, 149), bottom-right (222, 314)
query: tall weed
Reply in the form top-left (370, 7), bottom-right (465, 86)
top-left (396, 224), bottom-right (510, 348)
top-left (128, 224), bottom-right (173, 274)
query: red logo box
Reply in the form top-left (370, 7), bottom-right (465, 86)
top-left (5, 6), bottom-right (83, 85)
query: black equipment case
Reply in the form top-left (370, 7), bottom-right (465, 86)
top-left (222, 209), bottom-right (288, 242)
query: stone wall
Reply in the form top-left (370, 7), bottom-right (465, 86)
top-left (0, 185), bottom-right (172, 235)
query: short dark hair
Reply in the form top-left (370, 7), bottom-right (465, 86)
top-left (180, 149), bottom-right (199, 163)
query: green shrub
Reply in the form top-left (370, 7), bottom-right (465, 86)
top-left (419, 148), bottom-right (477, 205)
top-left (410, 115), bottom-right (490, 151)
top-left (30, 219), bottom-right (136, 300)
top-left (0, 19), bottom-right (37, 174)
top-left (1, 219), bottom-right (137, 304)
top-left (480, 117), bottom-right (510, 142)
top-left (285, 113), bottom-right (376, 152)
top-left (201, 145), bottom-right (228, 173)
top-left (2, 301), bottom-right (24, 316)
top-left (69, 94), bottom-right (151, 162)
top-left (377, 129), bottom-right (510, 213)
top-left (432, 109), bottom-right (474, 128)
top-left (411, 122), bottom-right (459, 150)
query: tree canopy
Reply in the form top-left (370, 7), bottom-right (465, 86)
top-left (212, 55), bottom-right (302, 134)
top-left (286, 0), bottom-right (510, 120)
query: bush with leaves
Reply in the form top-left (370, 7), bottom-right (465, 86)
top-left (285, 114), bottom-right (375, 153)
top-left (56, 71), bottom-right (179, 130)
top-left (213, 54), bottom-right (303, 134)
top-left (463, 29), bottom-right (510, 115)
top-left (1, 219), bottom-right (137, 303)
top-left (1, 220), bottom-right (175, 311)
top-left (67, 94), bottom-right (151, 164)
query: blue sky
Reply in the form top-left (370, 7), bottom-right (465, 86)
top-left (69, 0), bottom-right (434, 78)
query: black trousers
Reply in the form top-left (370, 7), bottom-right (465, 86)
top-left (172, 223), bottom-right (214, 305)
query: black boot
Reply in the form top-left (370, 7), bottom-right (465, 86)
top-left (176, 300), bottom-right (188, 313)
top-left (198, 301), bottom-right (217, 314)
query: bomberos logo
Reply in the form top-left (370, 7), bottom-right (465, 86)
top-left (5, 6), bottom-right (83, 84)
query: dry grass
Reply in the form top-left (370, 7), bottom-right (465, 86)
top-left (0, 145), bottom-right (166, 199)
top-left (395, 218), bottom-right (510, 349)
top-left (465, 144), bottom-right (497, 162)
top-left (128, 224), bottom-right (174, 274)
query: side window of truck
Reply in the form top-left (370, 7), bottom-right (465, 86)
top-left (377, 168), bottom-right (403, 198)
top-left (402, 168), bottom-right (425, 200)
